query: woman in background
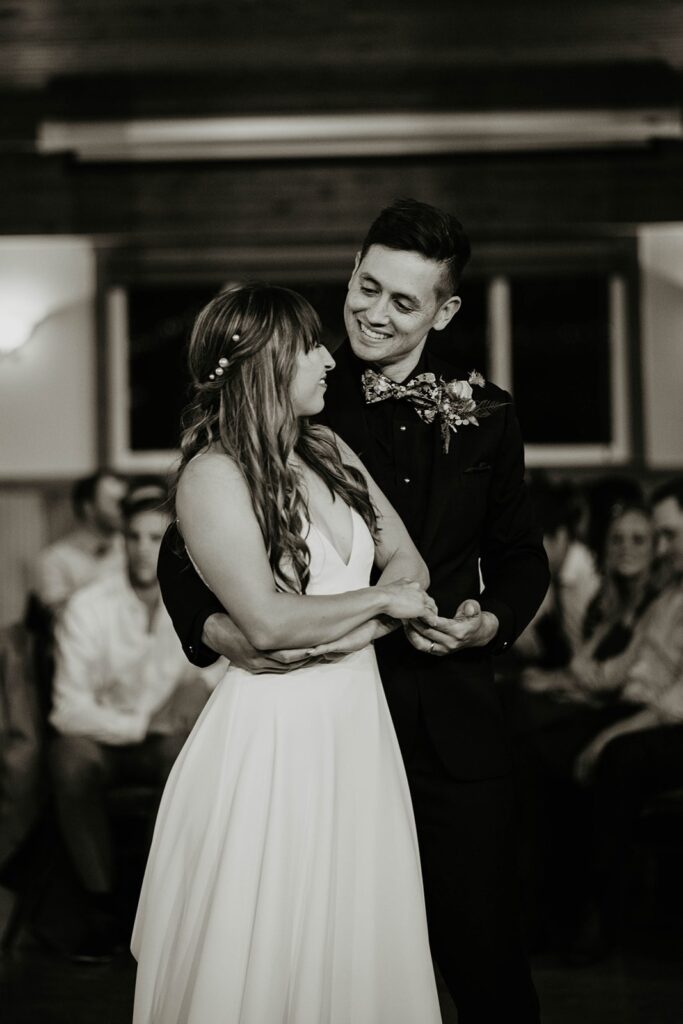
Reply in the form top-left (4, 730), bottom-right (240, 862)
top-left (524, 500), bottom-right (658, 703)
top-left (512, 500), bottom-right (658, 954)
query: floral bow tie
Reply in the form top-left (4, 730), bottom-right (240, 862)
top-left (361, 368), bottom-right (437, 412)
top-left (361, 367), bottom-right (504, 453)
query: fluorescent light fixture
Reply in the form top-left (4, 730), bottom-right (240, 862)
top-left (37, 109), bottom-right (682, 161)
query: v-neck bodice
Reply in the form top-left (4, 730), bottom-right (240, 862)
top-left (304, 506), bottom-right (374, 595)
top-left (307, 503), bottom-right (356, 568)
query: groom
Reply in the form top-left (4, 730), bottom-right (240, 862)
top-left (157, 199), bottom-right (548, 1023)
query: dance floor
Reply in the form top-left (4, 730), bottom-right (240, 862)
top-left (2, 903), bottom-right (682, 1024)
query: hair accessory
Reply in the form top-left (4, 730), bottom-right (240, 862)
top-left (208, 356), bottom-right (230, 382)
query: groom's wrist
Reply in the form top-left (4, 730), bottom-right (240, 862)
top-left (479, 597), bottom-right (514, 653)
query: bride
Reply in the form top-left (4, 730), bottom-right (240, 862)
top-left (131, 282), bottom-right (443, 1023)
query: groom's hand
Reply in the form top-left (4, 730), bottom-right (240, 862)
top-left (404, 599), bottom-right (499, 655)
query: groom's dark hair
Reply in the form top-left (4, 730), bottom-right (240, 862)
top-left (360, 198), bottom-right (471, 298)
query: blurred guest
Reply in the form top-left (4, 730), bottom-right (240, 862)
top-left (524, 500), bottom-right (658, 702)
top-left (574, 479), bottom-right (683, 779)
top-left (48, 491), bottom-right (221, 962)
top-left (582, 475), bottom-right (646, 568)
top-left (510, 500), bottom-right (657, 947)
top-left (34, 471), bottom-right (127, 617)
top-left (569, 478), bottom-right (683, 953)
top-left (515, 479), bottom-right (600, 668)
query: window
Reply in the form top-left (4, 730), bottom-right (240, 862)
top-left (487, 272), bottom-right (630, 466)
top-left (104, 243), bottom-right (635, 471)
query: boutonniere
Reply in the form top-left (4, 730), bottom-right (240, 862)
top-left (425, 370), bottom-right (508, 453)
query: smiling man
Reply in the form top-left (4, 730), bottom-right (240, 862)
top-left (157, 199), bottom-right (549, 1023)
top-left (344, 242), bottom-right (461, 378)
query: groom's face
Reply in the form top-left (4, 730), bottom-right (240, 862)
top-left (344, 244), bottom-right (460, 374)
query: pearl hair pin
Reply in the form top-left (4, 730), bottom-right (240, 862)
top-left (208, 333), bottom-right (240, 381)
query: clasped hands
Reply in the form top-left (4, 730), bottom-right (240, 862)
top-left (403, 598), bottom-right (499, 656)
top-left (207, 587), bottom-right (499, 676)
top-left (273, 593), bottom-right (499, 665)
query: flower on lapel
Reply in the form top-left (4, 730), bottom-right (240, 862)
top-left (425, 370), bottom-right (507, 454)
top-left (444, 379), bottom-right (473, 401)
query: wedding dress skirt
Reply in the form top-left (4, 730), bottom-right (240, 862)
top-left (131, 508), bottom-right (441, 1023)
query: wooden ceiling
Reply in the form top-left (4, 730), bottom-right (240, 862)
top-left (1, 0), bottom-right (681, 106)
top-left (1, 0), bottom-right (682, 86)
top-left (1, 0), bottom-right (681, 239)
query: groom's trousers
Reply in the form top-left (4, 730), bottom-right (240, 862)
top-left (406, 717), bottom-right (541, 1024)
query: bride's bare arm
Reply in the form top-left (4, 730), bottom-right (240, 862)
top-left (176, 452), bottom-right (431, 651)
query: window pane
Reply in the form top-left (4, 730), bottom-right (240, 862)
top-left (428, 277), bottom-right (488, 374)
top-left (128, 286), bottom-right (217, 452)
top-left (510, 276), bottom-right (611, 444)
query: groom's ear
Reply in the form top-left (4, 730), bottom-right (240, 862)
top-left (432, 294), bottom-right (462, 333)
top-left (349, 251), bottom-right (362, 284)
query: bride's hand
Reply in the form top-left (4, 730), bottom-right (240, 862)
top-left (379, 579), bottom-right (438, 622)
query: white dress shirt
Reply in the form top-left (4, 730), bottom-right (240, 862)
top-left (50, 571), bottom-right (224, 746)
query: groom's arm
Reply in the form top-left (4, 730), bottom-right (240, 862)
top-left (157, 522), bottom-right (225, 667)
top-left (477, 393), bottom-right (550, 652)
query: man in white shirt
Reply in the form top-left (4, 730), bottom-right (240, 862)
top-left (48, 490), bottom-right (221, 962)
top-left (34, 471), bottom-right (128, 617)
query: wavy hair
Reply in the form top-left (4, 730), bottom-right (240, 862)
top-left (173, 282), bottom-right (377, 592)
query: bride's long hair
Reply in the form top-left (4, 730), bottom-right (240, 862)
top-left (173, 282), bottom-right (377, 593)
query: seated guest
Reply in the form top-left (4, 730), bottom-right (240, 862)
top-left (573, 481), bottom-right (683, 778)
top-left (48, 490), bottom-right (223, 962)
top-left (509, 499), bottom-right (658, 951)
top-left (515, 479), bottom-right (600, 669)
top-left (582, 475), bottom-right (646, 571)
top-left (34, 471), bottom-right (127, 618)
top-left (524, 500), bottom-right (658, 702)
top-left (569, 478), bottom-right (683, 952)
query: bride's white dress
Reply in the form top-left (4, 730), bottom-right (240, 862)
top-left (131, 506), bottom-right (442, 1024)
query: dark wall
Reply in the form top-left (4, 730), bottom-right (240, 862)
top-left (4, 146), bottom-right (683, 243)
top-left (1, 0), bottom-right (682, 242)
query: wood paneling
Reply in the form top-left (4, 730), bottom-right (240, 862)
top-left (1, 0), bottom-right (682, 85)
top-left (1, 0), bottom-right (681, 240)
top-left (3, 146), bottom-right (682, 239)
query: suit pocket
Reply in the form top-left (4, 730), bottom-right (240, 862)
top-left (463, 462), bottom-right (491, 474)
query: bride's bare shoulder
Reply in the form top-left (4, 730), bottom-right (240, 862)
top-left (177, 449), bottom-right (245, 509)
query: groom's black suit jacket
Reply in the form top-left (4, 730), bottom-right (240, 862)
top-left (157, 341), bottom-right (549, 780)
